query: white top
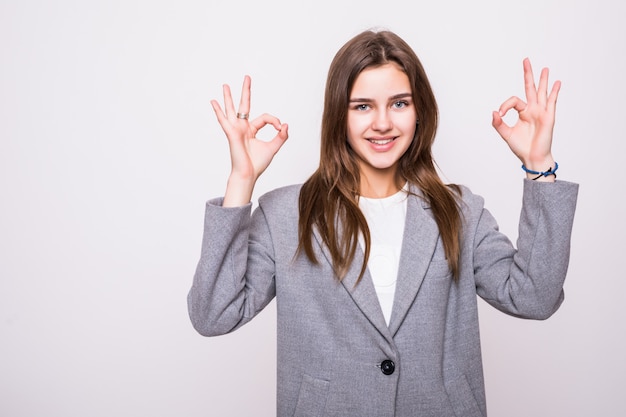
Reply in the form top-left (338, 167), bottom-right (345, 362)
top-left (358, 187), bottom-right (408, 325)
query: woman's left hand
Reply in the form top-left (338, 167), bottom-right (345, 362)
top-left (492, 58), bottom-right (561, 179)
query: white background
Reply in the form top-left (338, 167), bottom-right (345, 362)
top-left (1, 0), bottom-right (625, 416)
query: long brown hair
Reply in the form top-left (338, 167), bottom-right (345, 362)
top-left (298, 29), bottom-right (462, 281)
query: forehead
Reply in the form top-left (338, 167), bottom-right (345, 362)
top-left (350, 63), bottom-right (411, 97)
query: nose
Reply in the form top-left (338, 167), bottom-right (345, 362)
top-left (372, 109), bottom-right (392, 132)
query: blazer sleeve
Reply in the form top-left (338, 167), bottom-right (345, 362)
top-left (187, 197), bottom-right (276, 336)
top-left (472, 179), bottom-right (579, 319)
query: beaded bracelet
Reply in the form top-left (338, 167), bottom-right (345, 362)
top-left (521, 162), bottom-right (558, 180)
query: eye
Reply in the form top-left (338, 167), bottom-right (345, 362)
top-left (392, 100), bottom-right (410, 109)
top-left (353, 103), bottom-right (370, 111)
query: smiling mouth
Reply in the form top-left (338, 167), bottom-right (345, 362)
top-left (367, 137), bottom-right (396, 145)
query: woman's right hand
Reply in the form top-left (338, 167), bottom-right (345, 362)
top-left (210, 75), bottom-right (289, 206)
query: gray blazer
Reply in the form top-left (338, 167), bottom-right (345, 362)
top-left (188, 180), bottom-right (578, 417)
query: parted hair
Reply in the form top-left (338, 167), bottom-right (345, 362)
top-left (297, 29), bottom-right (462, 281)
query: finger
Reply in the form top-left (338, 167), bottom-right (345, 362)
top-left (537, 67), bottom-right (550, 107)
top-left (238, 75), bottom-right (251, 115)
top-left (210, 99), bottom-right (228, 128)
top-left (250, 113), bottom-right (283, 132)
top-left (222, 83), bottom-right (236, 119)
top-left (491, 110), bottom-right (512, 141)
top-left (547, 80), bottom-right (561, 114)
top-left (210, 99), bottom-right (224, 116)
top-left (523, 58), bottom-right (538, 104)
top-left (498, 96), bottom-right (526, 116)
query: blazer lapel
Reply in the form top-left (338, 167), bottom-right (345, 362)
top-left (387, 189), bottom-right (440, 336)
top-left (340, 250), bottom-right (392, 339)
top-left (311, 227), bottom-right (393, 341)
top-left (308, 185), bottom-right (440, 340)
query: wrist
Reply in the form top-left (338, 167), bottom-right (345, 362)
top-left (522, 155), bottom-right (555, 172)
top-left (521, 161), bottom-right (558, 182)
top-left (223, 174), bottom-right (256, 207)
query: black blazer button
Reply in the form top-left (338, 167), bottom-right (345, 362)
top-left (380, 360), bottom-right (395, 375)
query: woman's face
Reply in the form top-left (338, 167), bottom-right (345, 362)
top-left (347, 63), bottom-right (417, 188)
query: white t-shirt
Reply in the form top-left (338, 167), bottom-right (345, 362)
top-left (358, 187), bottom-right (408, 325)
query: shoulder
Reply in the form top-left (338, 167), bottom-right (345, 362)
top-left (257, 184), bottom-right (303, 214)
top-left (258, 183), bottom-right (302, 203)
top-left (407, 182), bottom-right (485, 212)
top-left (453, 184), bottom-right (485, 211)
top-left (449, 184), bottom-right (488, 228)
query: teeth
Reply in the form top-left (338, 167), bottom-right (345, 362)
top-left (369, 139), bottom-right (393, 145)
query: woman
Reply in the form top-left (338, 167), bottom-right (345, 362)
top-left (188, 29), bottom-right (578, 416)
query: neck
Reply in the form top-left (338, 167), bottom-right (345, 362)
top-left (358, 168), bottom-right (402, 198)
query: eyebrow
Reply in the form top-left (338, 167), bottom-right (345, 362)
top-left (349, 93), bottom-right (412, 103)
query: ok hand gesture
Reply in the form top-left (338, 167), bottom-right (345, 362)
top-left (492, 59), bottom-right (561, 181)
top-left (210, 76), bottom-right (289, 206)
